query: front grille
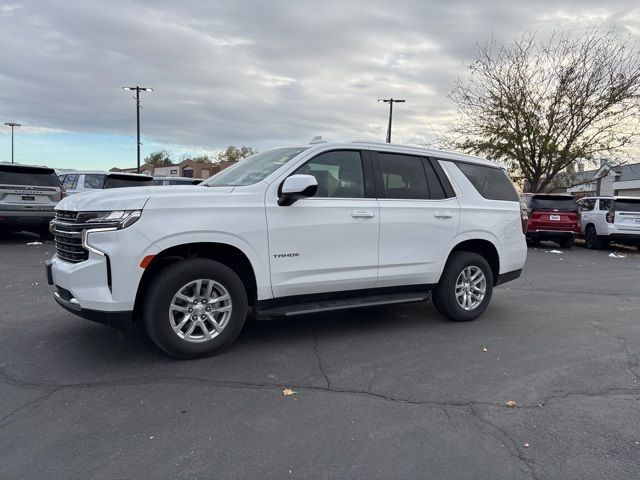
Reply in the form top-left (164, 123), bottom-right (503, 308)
top-left (52, 211), bottom-right (88, 263)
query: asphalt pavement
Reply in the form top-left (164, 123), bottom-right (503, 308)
top-left (0, 231), bottom-right (639, 479)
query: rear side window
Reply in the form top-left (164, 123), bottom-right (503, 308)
top-left (578, 199), bottom-right (595, 211)
top-left (84, 174), bottom-right (105, 189)
top-left (455, 162), bottom-right (519, 202)
top-left (529, 195), bottom-right (578, 212)
top-left (598, 199), bottom-right (612, 211)
top-left (104, 175), bottom-right (154, 188)
top-left (613, 199), bottom-right (640, 212)
top-left (377, 153), bottom-right (429, 199)
top-left (0, 166), bottom-right (60, 187)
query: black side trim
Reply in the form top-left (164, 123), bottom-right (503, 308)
top-left (45, 260), bottom-right (53, 286)
top-left (495, 269), bottom-right (522, 286)
top-left (255, 284), bottom-right (434, 312)
top-left (426, 157), bottom-right (457, 198)
top-left (53, 292), bottom-right (132, 329)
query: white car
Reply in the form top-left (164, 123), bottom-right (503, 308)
top-left (58, 171), bottom-right (154, 194)
top-left (46, 142), bottom-right (527, 358)
top-left (577, 196), bottom-right (640, 250)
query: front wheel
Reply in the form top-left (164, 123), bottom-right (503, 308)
top-left (143, 258), bottom-right (248, 359)
top-left (432, 252), bottom-right (493, 322)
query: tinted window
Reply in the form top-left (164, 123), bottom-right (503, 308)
top-left (598, 199), bottom-right (612, 211)
top-left (455, 162), bottom-right (519, 201)
top-left (0, 166), bottom-right (60, 187)
top-left (377, 153), bottom-right (429, 199)
top-left (423, 160), bottom-right (447, 199)
top-left (104, 175), bottom-right (154, 188)
top-left (613, 199), bottom-right (640, 212)
top-left (295, 150), bottom-right (364, 198)
top-left (529, 195), bottom-right (578, 212)
top-left (84, 174), bottom-right (105, 189)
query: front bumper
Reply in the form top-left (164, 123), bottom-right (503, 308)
top-left (46, 261), bottom-right (132, 329)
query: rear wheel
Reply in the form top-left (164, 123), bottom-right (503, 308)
top-left (558, 237), bottom-right (574, 249)
top-left (585, 226), bottom-right (604, 250)
top-left (432, 252), bottom-right (493, 322)
top-left (143, 258), bottom-right (248, 359)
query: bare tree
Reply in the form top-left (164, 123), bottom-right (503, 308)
top-left (216, 146), bottom-right (257, 164)
top-left (449, 28), bottom-right (640, 192)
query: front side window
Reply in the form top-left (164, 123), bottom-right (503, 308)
top-left (84, 174), bottom-right (105, 189)
top-left (377, 153), bottom-right (429, 199)
top-left (578, 199), bottom-right (595, 212)
top-left (62, 174), bottom-right (78, 189)
top-left (203, 147), bottom-right (308, 187)
top-left (294, 150), bottom-right (364, 198)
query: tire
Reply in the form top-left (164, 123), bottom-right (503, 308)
top-left (432, 252), bottom-right (493, 322)
top-left (143, 258), bottom-right (248, 359)
top-left (558, 237), bottom-right (574, 249)
top-left (585, 226), bottom-right (603, 250)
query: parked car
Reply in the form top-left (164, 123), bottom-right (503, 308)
top-left (46, 142), bottom-right (527, 358)
top-left (521, 193), bottom-right (580, 248)
top-left (0, 163), bottom-right (63, 238)
top-left (58, 171), bottom-right (155, 194)
top-left (577, 196), bottom-right (640, 250)
top-left (153, 176), bottom-right (202, 186)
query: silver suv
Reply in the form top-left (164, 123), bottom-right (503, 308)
top-left (0, 163), bottom-right (63, 238)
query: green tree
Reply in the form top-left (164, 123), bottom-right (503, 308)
top-left (216, 146), bottom-right (257, 164)
top-left (449, 28), bottom-right (640, 192)
top-left (144, 150), bottom-right (173, 167)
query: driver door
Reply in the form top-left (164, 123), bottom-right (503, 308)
top-left (266, 150), bottom-right (379, 298)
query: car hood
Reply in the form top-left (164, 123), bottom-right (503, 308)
top-left (55, 185), bottom-right (234, 212)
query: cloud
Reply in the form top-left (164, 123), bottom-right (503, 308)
top-left (1, 0), bottom-right (639, 161)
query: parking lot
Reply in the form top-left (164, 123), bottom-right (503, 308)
top-left (0, 232), bottom-right (639, 479)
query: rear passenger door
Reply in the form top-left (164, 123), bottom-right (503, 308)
top-left (373, 152), bottom-right (460, 287)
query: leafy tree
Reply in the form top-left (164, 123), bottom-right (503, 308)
top-left (216, 146), bottom-right (257, 164)
top-left (449, 28), bottom-right (640, 192)
top-left (144, 150), bottom-right (173, 167)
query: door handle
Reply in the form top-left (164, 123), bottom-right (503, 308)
top-left (434, 212), bottom-right (453, 219)
top-left (351, 211), bottom-right (375, 218)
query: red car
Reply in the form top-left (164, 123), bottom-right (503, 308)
top-left (521, 194), bottom-right (580, 248)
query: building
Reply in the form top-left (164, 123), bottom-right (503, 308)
top-left (110, 159), bottom-right (235, 180)
top-left (562, 160), bottom-right (640, 198)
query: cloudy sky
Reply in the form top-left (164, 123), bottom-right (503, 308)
top-left (1, 1), bottom-right (639, 170)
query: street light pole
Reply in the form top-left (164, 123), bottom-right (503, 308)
top-left (4, 122), bottom-right (21, 164)
top-left (378, 98), bottom-right (405, 143)
top-left (122, 86), bottom-right (153, 173)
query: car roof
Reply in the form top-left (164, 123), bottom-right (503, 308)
top-left (0, 162), bottom-right (55, 172)
top-left (153, 176), bottom-right (195, 180)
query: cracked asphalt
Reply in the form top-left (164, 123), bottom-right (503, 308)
top-left (1, 232), bottom-right (639, 479)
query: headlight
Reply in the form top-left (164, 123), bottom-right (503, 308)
top-left (76, 210), bottom-right (142, 229)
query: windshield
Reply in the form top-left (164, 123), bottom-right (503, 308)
top-left (202, 147), bottom-right (308, 187)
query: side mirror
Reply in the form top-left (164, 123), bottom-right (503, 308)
top-left (278, 174), bottom-right (318, 206)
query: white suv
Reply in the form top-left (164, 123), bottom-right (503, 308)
top-left (46, 142), bottom-right (527, 358)
top-left (577, 196), bottom-right (640, 250)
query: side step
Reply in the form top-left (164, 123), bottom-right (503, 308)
top-left (255, 292), bottom-right (430, 318)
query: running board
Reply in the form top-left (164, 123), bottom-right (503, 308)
top-left (255, 292), bottom-right (430, 318)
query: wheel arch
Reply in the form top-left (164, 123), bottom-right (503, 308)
top-left (134, 242), bottom-right (259, 316)
top-left (444, 239), bottom-right (500, 285)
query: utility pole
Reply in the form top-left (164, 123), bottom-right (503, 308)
top-left (378, 98), bottom-right (405, 143)
top-left (122, 86), bottom-right (153, 173)
top-left (4, 122), bottom-right (21, 164)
